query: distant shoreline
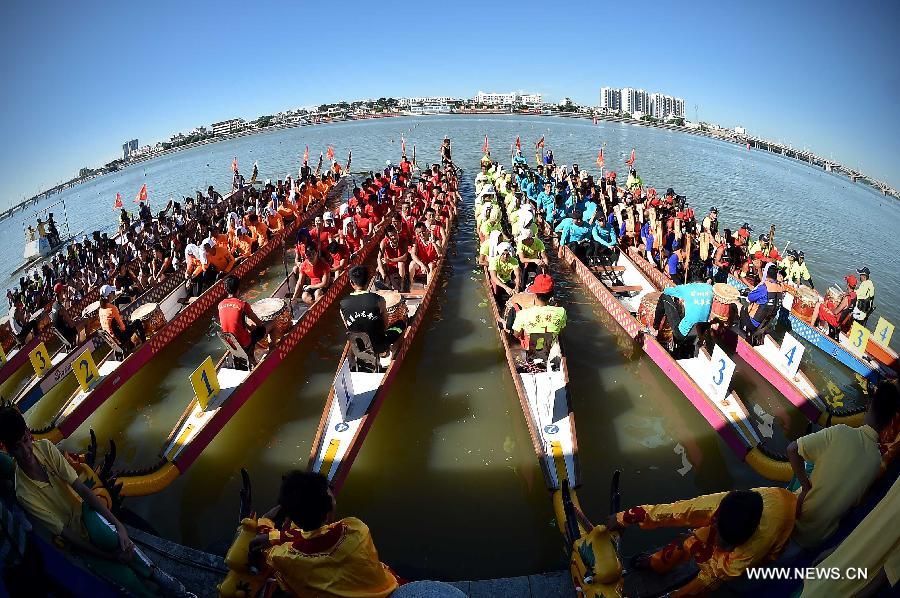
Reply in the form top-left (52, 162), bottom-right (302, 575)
top-left (4, 110), bottom-right (893, 218)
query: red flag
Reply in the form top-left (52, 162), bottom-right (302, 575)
top-left (303, 145), bottom-right (309, 163)
top-left (482, 135), bottom-right (489, 154)
top-left (134, 183), bottom-right (148, 203)
top-left (535, 135), bottom-right (545, 149)
top-left (231, 157), bottom-right (238, 173)
top-left (515, 136), bottom-right (521, 151)
top-left (114, 192), bottom-right (123, 209)
top-left (596, 148), bottom-right (604, 169)
top-left (626, 148), bottom-right (636, 166)
top-left (326, 146), bottom-right (335, 161)
top-left (401, 136), bottom-right (406, 155)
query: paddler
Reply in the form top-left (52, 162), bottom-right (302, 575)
top-left (598, 488), bottom-right (797, 597)
top-left (340, 265), bottom-right (407, 355)
top-left (203, 237), bottom-right (236, 277)
top-left (738, 263), bottom-right (784, 335)
top-left (854, 267), bottom-right (875, 325)
top-left (646, 281), bottom-right (718, 357)
top-left (516, 227), bottom-right (548, 280)
top-left (488, 242), bottom-right (522, 306)
top-left (246, 471), bottom-right (399, 597)
top-left (376, 225), bottom-right (410, 292)
top-left (588, 213), bottom-right (618, 266)
top-left (554, 210), bottom-right (592, 262)
top-left (218, 275), bottom-right (267, 366)
top-left (510, 274), bottom-right (566, 352)
top-left (409, 222), bottom-right (441, 285)
top-left (817, 274), bottom-right (858, 339)
top-left (50, 282), bottom-right (80, 346)
top-left (292, 243), bottom-right (332, 305)
top-left (98, 285), bottom-right (145, 352)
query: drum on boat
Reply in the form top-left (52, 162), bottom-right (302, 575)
top-left (130, 302), bottom-right (165, 337)
top-left (81, 301), bottom-right (102, 336)
top-left (710, 283), bottom-right (739, 324)
top-left (252, 298), bottom-right (290, 339)
top-left (0, 315), bottom-right (16, 352)
top-left (376, 290), bottom-right (408, 327)
top-left (638, 291), bottom-right (673, 344)
top-left (791, 286), bottom-right (819, 323)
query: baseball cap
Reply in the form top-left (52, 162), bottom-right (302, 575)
top-left (53, 282), bottom-right (65, 294)
top-left (518, 227), bottom-right (534, 241)
top-left (710, 207), bottom-right (718, 214)
top-left (527, 274), bottom-right (554, 294)
top-left (845, 275), bottom-right (858, 288)
top-left (496, 242), bottom-right (512, 255)
top-left (323, 211), bottom-right (335, 221)
top-left (202, 237), bottom-right (216, 248)
top-left (857, 267), bottom-right (870, 276)
top-left (741, 222), bottom-right (753, 231)
top-left (100, 285), bottom-right (117, 299)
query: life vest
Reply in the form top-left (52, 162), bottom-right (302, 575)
top-left (748, 279), bottom-right (784, 323)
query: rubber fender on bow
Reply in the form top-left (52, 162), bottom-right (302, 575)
top-left (745, 445), bottom-right (794, 483)
top-left (117, 461), bottom-right (180, 497)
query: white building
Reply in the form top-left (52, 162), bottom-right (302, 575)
top-left (211, 118), bottom-right (245, 136)
top-left (475, 91), bottom-right (541, 107)
top-left (673, 98), bottom-right (685, 118)
top-left (620, 88), bottom-right (648, 115)
top-left (600, 87), bottom-right (621, 111)
top-left (649, 94), bottom-right (686, 120)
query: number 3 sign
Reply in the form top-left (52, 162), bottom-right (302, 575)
top-left (709, 345), bottom-right (736, 402)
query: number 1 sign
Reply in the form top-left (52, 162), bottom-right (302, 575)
top-left (191, 356), bottom-right (220, 409)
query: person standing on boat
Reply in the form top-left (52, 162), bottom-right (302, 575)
top-left (601, 487), bottom-right (796, 597)
top-left (46, 213), bottom-right (60, 246)
top-left (787, 380), bottom-right (898, 550)
top-left (340, 266), bottom-right (406, 355)
top-left (854, 267), bottom-right (875, 325)
top-left (219, 275), bottom-right (266, 366)
top-left (738, 264), bottom-right (784, 335)
top-left (791, 251), bottom-right (813, 288)
top-left (98, 285), bottom-right (145, 352)
top-left (647, 282), bottom-right (716, 356)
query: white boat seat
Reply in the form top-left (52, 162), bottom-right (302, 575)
top-left (524, 331), bottom-right (555, 371)
top-left (347, 332), bottom-right (382, 373)
top-left (217, 331), bottom-right (252, 370)
top-left (49, 325), bottom-right (74, 350)
top-left (96, 329), bottom-right (126, 360)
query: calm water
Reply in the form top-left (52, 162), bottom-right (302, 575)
top-left (4, 116), bottom-right (898, 579)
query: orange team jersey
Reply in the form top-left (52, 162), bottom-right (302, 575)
top-left (234, 236), bottom-right (255, 258)
top-left (317, 180), bottom-right (329, 196)
top-left (248, 220), bottom-right (268, 245)
top-left (185, 255), bottom-right (203, 278)
top-left (266, 212), bottom-right (284, 232)
top-left (205, 249), bottom-right (235, 274)
top-left (278, 201), bottom-right (296, 220)
top-left (214, 233), bottom-right (231, 252)
top-left (98, 305), bottom-right (125, 336)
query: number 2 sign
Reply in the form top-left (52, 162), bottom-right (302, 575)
top-left (73, 348), bottom-right (100, 392)
top-left (709, 345), bottom-right (736, 402)
top-left (191, 356), bottom-right (220, 409)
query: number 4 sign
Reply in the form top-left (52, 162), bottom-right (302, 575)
top-left (708, 345), bottom-right (736, 402)
top-left (874, 317), bottom-right (894, 348)
top-left (191, 356), bottom-right (220, 409)
top-left (780, 332), bottom-right (805, 379)
top-left (73, 348), bottom-right (101, 392)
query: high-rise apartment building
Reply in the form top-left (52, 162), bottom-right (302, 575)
top-left (122, 139), bottom-right (138, 159)
top-left (600, 87), bottom-right (621, 111)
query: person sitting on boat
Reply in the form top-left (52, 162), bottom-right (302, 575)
top-left (245, 471), bottom-right (399, 598)
top-left (817, 275), bottom-right (858, 339)
top-left (854, 266), bottom-right (875, 326)
top-left (489, 242), bottom-right (522, 306)
top-left (510, 274), bottom-right (566, 352)
top-left (787, 380), bottom-right (898, 551)
top-left (0, 407), bottom-right (192, 598)
top-left (666, 243), bottom-right (686, 280)
top-left (377, 225), bottom-right (410, 292)
top-left (422, 208), bottom-right (445, 243)
top-left (516, 227), bottom-right (548, 281)
top-left (233, 226), bottom-right (256, 259)
top-left (409, 222), bottom-right (441, 285)
top-left (204, 237), bottom-right (236, 278)
top-left (738, 263), bottom-right (784, 335)
top-left (599, 487), bottom-right (796, 597)
top-left (327, 239), bottom-right (351, 277)
top-left (292, 243), bottom-right (332, 305)
top-left (50, 282), bottom-right (79, 346)
top-left (587, 214), bottom-right (618, 266)
top-left (10, 298), bottom-right (38, 347)
top-left (555, 210), bottom-right (592, 262)
top-left (264, 206), bottom-right (284, 234)
top-left (647, 282), bottom-right (717, 357)
top-left (98, 285), bottom-right (145, 352)
top-left (219, 275), bottom-right (266, 366)
top-left (340, 265), bottom-right (407, 356)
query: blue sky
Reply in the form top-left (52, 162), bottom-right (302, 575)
top-left (1, 0), bottom-right (898, 205)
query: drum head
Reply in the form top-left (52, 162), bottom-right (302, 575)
top-left (132, 302), bottom-right (159, 320)
top-left (252, 297), bottom-right (287, 319)
top-left (376, 290), bottom-right (402, 309)
top-left (83, 300), bottom-right (101, 316)
top-left (713, 283), bottom-right (739, 303)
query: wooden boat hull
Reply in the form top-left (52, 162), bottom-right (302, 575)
top-left (115, 221), bottom-right (387, 497)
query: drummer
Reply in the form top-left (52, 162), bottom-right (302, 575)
top-left (292, 243), bottom-right (332, 305)
top-left (218, 275), bottom-right (266, 367)
top-left (98, 285), bottom-right (145, 352)
top-left (340, 266), bottom-right (406, 356)
top-left (739, 264), bottom-right (784, 335)
top-left (646, 282), bottom-right (718, 357)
